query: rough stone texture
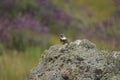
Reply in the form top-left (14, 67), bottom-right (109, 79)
top-left (29, 39), bottom-right (120, 80)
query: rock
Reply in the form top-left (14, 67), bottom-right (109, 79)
top-left (29, 39), bottom-right (120, 80)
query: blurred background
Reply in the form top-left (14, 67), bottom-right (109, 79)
top-left (0, 0), bottom-right (120, 80)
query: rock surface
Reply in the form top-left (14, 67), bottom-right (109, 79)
top-left (29, 39), bottom-right (120, 80)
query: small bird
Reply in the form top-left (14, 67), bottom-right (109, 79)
top-left (59, 34), bottom-right (69, 44)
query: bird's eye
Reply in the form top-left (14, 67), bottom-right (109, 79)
top-left (60, 34), bottom-right (62, 36)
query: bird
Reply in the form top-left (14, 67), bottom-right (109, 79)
top-left (59, 34), bottom-right (69, 44)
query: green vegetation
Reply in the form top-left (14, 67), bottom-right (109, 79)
top-left (0, 0), bottom-right (120, 80)
top-left (0, 46), bottom-right (43, 80)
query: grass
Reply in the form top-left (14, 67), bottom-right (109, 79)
top-left (0, 46), bottom-right (44, 80)
top-left (91, 38), bottom-right (117, 51)
top-left (52, 0), bottom-right (115, 21)
top-left (0, 0), bottom-right (119, 80)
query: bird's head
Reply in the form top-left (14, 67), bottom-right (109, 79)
top-left (60, 34), bottom-right (67, 40)
top-left (60, 34), bottom-right (65, 38)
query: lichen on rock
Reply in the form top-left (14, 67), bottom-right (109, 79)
top-left (29, 39), bottom-right (120, 80)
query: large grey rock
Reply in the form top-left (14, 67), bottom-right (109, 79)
top-left (29, 39), bottom-right (120, 80)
